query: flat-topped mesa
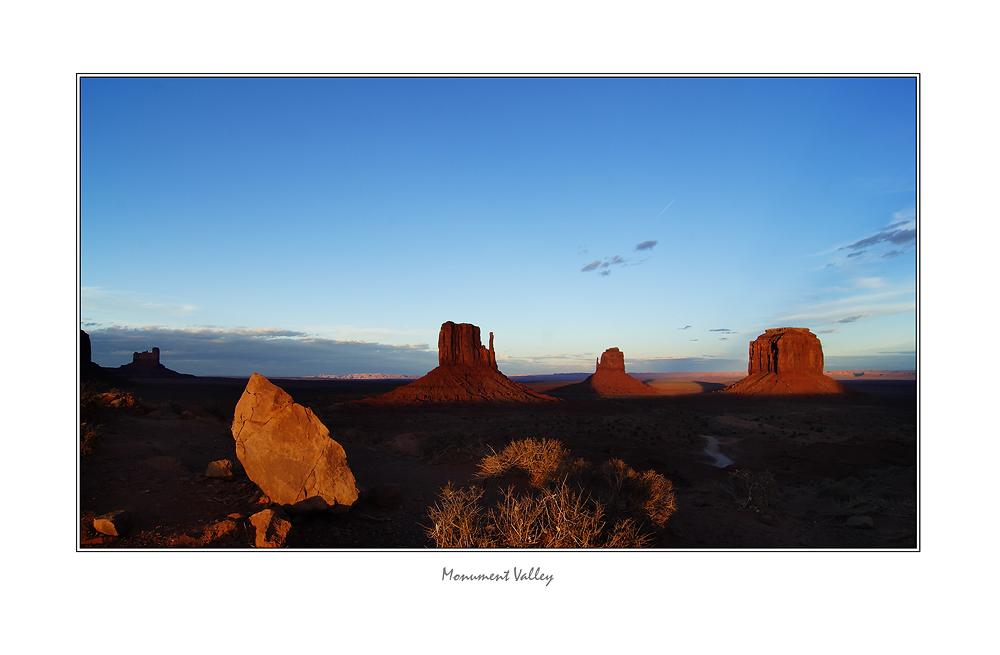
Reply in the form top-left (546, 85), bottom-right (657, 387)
top-left (749, 328), bottom-right (823, 375)
top-left (112, 345), bottom-right (193, 379)
top-left (365, 321), bottom-right (556, 404)
top-left (438, 321), bottom-right (498, 370)
top-left (723, 328), bottom-right (856, 396)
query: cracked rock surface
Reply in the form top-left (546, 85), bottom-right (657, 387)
top-left (232, 373), bottom-right (359, 512)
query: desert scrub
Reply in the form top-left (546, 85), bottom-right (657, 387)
top-left (475, 438), bottom-right (573, 486)
top-left (426, 438), bottom-right (676, 548)
top-left (722, 468), bottom-right (778, 512)
top-left (426, 483), bottom-right (491, 548)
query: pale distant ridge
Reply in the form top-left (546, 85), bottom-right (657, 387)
top-left (317, 373), bottom-right (422, 380)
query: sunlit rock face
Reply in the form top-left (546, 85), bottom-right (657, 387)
top-left (723, 328), bottom-right (856, 396)
top-left (596, 347), bottom-right (626, 373)
top-left (366, 322), bottom-right (557, 404)
top-left (232, 373), bottom-right (359, 512)
top-left (583, 347), bottom-right (657, 395)
top-left (438, 321), bottom-right (498, 369)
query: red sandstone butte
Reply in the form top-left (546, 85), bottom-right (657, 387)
top-left (722, 328), bottom-right (856, 395)
top-left (558, 347), bottom-right (658, 396)
top-left (365, 322), bottom-right (557, 403)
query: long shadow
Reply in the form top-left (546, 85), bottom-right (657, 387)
top-left (694, 381), bottom-right (728, 393)
top-left (544, 381), bottom-right (602, 399)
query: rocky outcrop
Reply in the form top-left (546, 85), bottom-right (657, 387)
top-left (232, 374), bottom-right (359, 512)
top-left (596, 347), bottom-right (626, 372)
top-left (112, 345), bottom-right (195, 380)
top-left (250, 507), bottom-right (297, 547)
top-left (366, 322), bottom-right (557, 404)
top-left (551, 347), bottom-right (658, 396)
top-left (722, 328), bottom-right (856, 395)
top-left (81, 330), bottom-right (129, 385)
top-left (438, 321), bottom-right (498, 369)
top-left (93, 510), bottom-right (135, 537)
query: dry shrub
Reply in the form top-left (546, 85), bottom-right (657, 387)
top-left (428, 438), bottom-right (675, 548)
top-left (426, 483), bottom-right (490, 549)
top-left (80, 385), bottom-right (141, 456)
top-left (597, 459), bottom-right (677, 528)
top-left (475, 438), bottom-right (570, 486)
top-left (722, 468), bottom-right (778, 511)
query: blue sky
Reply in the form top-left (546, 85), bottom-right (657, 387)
top-left (80, 77), bottom-right (916, 376)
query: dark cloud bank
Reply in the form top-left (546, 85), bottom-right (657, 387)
top-left (86, 326), bottom-right (437, 377)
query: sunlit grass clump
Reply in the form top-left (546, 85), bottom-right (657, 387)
top-left (426, 438), bottom-right (676, 548)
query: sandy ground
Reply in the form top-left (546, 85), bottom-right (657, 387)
top-left (79, 374), bottom-right (917, 549)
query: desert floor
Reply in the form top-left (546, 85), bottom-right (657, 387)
top-left (79, 373), bottom-right (917, 549)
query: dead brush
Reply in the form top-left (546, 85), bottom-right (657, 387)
top-left (80, 384), bottom-right (141, 456)
top-left (475, 438), bottom-right (571, 486)
top-left (596, 459), bottom-right (677, 528)
top-left (722, 468), bottom-right (778, 512)
top-left (427, 438), bottom-right (676, 548)
top-left (426, 482), bottom-right (491, 548)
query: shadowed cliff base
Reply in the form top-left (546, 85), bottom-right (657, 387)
top-left (362, 322), bottom-right (558, 404)
top-left (548, 347), bottom-right (661, 398)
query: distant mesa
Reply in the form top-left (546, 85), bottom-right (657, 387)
top-left (112, 346), bottom-right (195, 380)
top-left (722, 328), bottom-right (857, 396)
top-left (364, 321), bottom-right (558, 404)
top-left (551, 347), bottom-right (659, 396)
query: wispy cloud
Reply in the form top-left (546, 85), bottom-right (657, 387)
top-left (82, 287), bottom-right (198, 317)
top-left (634, 240), bottom-right (657, 251)
top-left (582, 254), bottom-right (629, 275)
top-left (679, 326), bottom-right (691, 330)
top-left (775, 287), bottom-right (915, 325)
top-left (823, 209), bottom-right (916, 266)
top-left (710, 328), bottom-right (737, 334)
top-left (833, 313), bottom-right (871, 324)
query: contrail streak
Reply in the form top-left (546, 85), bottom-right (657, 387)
top-left (654, 199), bottom-right (675, 218)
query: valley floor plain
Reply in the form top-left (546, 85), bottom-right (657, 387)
top-left (79, 372), bottom-right (917, 549)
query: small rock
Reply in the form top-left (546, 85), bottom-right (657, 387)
top-left (846, 515), bottom-right (874, 529)
top-left (201, 519), bottom-right (241, 544)
top-left (250, 507), bottom-right (297, 548)
top-left (93, 510), bottom-right (135, 537)
top-left (206, 459), bottom-right (234, 479)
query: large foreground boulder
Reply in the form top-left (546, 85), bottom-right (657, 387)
top-left (722, 328), bottom-right (856, 395)
top-left (365, 322), bottom-right (557, 403)
top-left (232, 373), bottom-right (359, 512)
